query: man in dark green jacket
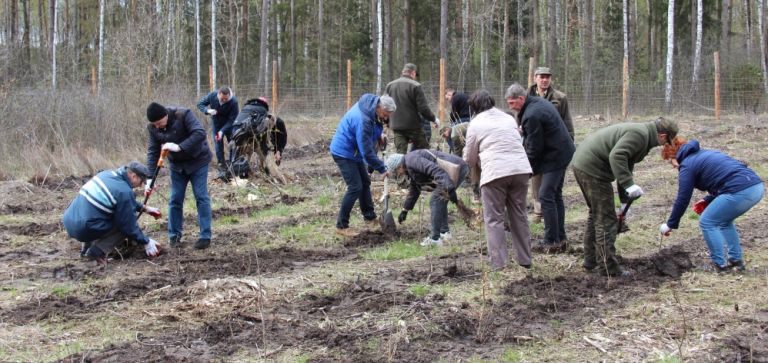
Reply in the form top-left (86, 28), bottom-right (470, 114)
top-left (385, 63), bottom-right (438, 154)
top-left (571, 118), bottom-right (679, 277)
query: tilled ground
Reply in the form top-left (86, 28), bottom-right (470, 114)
top-left (0, 115), bottom-right (767, 362)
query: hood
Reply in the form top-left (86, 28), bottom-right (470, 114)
top-left (245, 98), bottom-right (269, 111)
top-left (676, 139), bottom-right (700, 163)
top-left (452, 93), bottom-right (471, 118)
top-left (356, 93), bottom-right (380, 120)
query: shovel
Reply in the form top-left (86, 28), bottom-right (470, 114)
top-left (138, 149), bottom-right (169, 219)
top-left (617, 196), bottom-right (637, 234)
top-left (379, 176), bottom-right (397, 235)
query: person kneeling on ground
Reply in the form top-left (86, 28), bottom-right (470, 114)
top-left (228, 97), bottom-right (288, 179)
top-left (62, 162), bottom-right (161, 264)
top-left (659, 138), bottom-right (764, 273)
top-left (386, 150), bottom-right (469, 247)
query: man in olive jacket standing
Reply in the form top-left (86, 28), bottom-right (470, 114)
top-left (385, 63), bottom-right (438, 154)
top-left (527, 67), bottom-right (574, 223)
top-left (146, 102), bottom-right (213, 250)
top-left (506, 83), bottom-right (575, 253)
top-left (571, 117), bottom-right (678, 277)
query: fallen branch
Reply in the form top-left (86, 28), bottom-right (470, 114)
top-left (583, 336), bottom-right (607, 353)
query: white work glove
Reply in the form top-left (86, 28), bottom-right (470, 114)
top-left (433, 117), bottom-right (441, 128)
top-left (625, 184), bottom-right (644, 198)
top-left (206, 108), bottom-right (218, 116)
top-left (144, 179), bottom-right (154, 197)
top-left (659, 223), bottom-right (672, 236)
top-left (145, 238), bottom-right (161, 257)
top-left (162, 142), bottom-right (181, 152)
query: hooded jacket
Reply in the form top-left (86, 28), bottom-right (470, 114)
top-left (147, 107), bottom-right (212, 175)
top-left (518, 96), bottom-right (575, 175)
top-left (196, 90), bottom-right (240, 134)
top-left (329, 94), bottom-right (386, 173)
top-left (571, 121), bottom-right (661, 189)
top-left (62, 167), bottom-right (150, 245)
top-left (449, 92), bottom-right (471, 125)
top-left (666, 140), bottom-right (763, 228)
top-left (402, 149), bottom-right (467, 211)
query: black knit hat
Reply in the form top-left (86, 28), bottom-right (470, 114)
top-left (146, 102), bottom-right (168, 122)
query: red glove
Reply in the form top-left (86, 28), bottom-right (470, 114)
top-left (145, 206), bottom-right (162, 220)
top-left (215, 131), bottom-right (223, 142)
top-left (692, 199), bottom-right (709, 215)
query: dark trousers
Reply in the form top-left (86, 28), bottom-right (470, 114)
top-left (573, 167), bottom-right (621, 275)
top-left (539, 167), bottom-right (567, 243)
top-left (212, 125), bottom-right (232, 166)
top-left (89, 227), bottom-right (128, 255)
top-left (393, 128), bottom-right (429, 154)
top-left (334, 155), bottom-right (376, 229)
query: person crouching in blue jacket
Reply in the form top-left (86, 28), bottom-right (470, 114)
top-left (62, 162), bottom-right (162, 265)
top-left (659, 139), bottom-right (764, 272)
top-left (330, 94), bottom-right (396, 237)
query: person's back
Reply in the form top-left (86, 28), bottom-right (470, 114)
top-left (465, 107), bottom-right (531, 186)
top-left (63, 169), bottom-right (134, 242)
top-left (677, 141), bottom-right (761, 195)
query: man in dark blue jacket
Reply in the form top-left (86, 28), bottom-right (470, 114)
top-left (506, 83), bottom-right (575, 252)
top-left (197, 87), bottom-right (239, 173)
top-left (660, 139), bottom-right (764, 272)
top-left (146, 102), bottom-right (213, 250)
top-left (63, 162), bottom-right (161, 264)
top-left (330, 94), bottom-right (395, 237)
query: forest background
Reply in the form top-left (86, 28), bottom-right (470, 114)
top-left (0, 0), bottom-right (767, 177)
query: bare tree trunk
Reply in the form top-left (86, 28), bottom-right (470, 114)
top-left (518, 0), bottom-right (524, 81)
top-left (623, 0), bottom-right (629, 60)
top-left (480, 7), bottom-right (486, 88)
top-left (501, 1), bottom-right (508, 91)
top-left (743, 0), bottom-right (752, 56)
top-left (385, 0), bottom-right (393, 81)
top-left (22, 0), bottom-right (30, 65)
top-left (195, 0), bottom-right (200, 97)
top-left (258, 0), bottom-right (270, 93)
top-left (211, 0), bottom-right (217, 89)
top-left (440, 0), bottom-right (447, 60)
top-left (10, 0), bottom-right (18, 44)
top-left (533, 0), bottom-right (539, 62)
top-left (759, 0), bottom-right (768, 102)
top-left (231, 0), bottom-right (242, 88)
top-left (97, 0), bottom-right (104, 94)
top-left (564, 0), bottom-right (571, 84)
top-left (38, 0), bottom-right (47, 48)
top-left (242, 0), bottom-right (248, 48)
top-left (51, 0), bottom-right (57, 90)
top-left (317, 0), bottom-right (324, 86)
top-left (459, 0), bottom-right (467, 88)
top-left (722, 0), bottom-right (732, 53)
top-left (165, 0), bottom-right (172, 72)
top-left (290, 0), bottom-right (295, 87)
top-left (376, 0), bottom-right (383, 93)
top-left (691, 0), bottom-right (703, 97)
top-left (548, 0), bottom-right (556, 67)
top-left (403, 0), bottom-right (410, 63)
top-left (580, 0), bottom-right (594, 112)
top-left (664, 0), bottom-right (675, 112)
top-left (648, 0), bottom-right (654, 79)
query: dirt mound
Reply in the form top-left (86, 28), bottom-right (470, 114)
top-left (30, 174), bottom-right (90, 191)
top-left (0, 181), bottom-right (57, 214)
top-left (0, 221), bottom-right (61, 236)
top-left (282, 140), bottom-right (328, 159)
top-left (343, 230), bottom-right (395, 248)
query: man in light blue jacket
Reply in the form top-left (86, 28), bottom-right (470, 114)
top-left (330, 94), bottom-right (395, 237)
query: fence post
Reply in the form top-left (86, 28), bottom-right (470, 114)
top-left (527, 57), bottom-right (535, 88)
top-left (622, 56), bottom-right (629, 119)
top-left (209, 64), bottom-right (214, 91)
top-left (346, 59), bottom-right (352, 110)
top-left (91, 66), bottom-right (97, 96)
top-left (272, 60), bottom-right (279, 113)
top-left (714, 51), bottom-right (721, 121)
top-left (439, 58), bottom-right (445, 122)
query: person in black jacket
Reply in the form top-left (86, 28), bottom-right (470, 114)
top-left (146, 102), bottom-right (213, 250)
top-left (196, 87), bottom-right (239, 171)
top-left (386, 150), bottom-right (469, 247)
top-left (229, 97), bottom-right (288, 177)
top-left (506, 83), bottom-right (575, 252)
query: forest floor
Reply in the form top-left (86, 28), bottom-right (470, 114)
top-left (0, 114), bottom-right (767, 363)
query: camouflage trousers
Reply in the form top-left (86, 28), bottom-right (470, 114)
top-left (572, 167), bottom-right (621, 275)
top-left (393, 128), bottom-right (429, 154)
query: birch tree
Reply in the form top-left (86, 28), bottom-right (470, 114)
top-left (500, 1), bottom-right (508, 92)
top-left (759, 0), bottom-right (768, 101)
top-left (517, 0), bottom-right (524, 82)
top-left (97, 0), bottom-right (104, 94)
top-left (51, 0), bottom-right (57, 90)
top-left (691, 0), bottom-right (703, 97)
top-left (211, 0), bottom-right (217, 89)
top-left (664, 0), bottom-right (675, 112)
top-left (258, 0), bottom-right (270, 93)
top-left (196, 0), bottom-right (201, 97)
top-left (317, 0), bottom-right (324, 86)
top-left (375, 0), bottom-right (382, 93)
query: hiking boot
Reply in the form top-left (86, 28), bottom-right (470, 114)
top-left (194, 238), bottom-right (211, 250)
top-left (583, 263), bottom-right (597, 273)
top-left (80, 241), bottom-right (92, 258)
top-left (618, 222), bottom-right (630, 234)
top-left (335, 228), bottom-right (359, 237)
top-left (85, 246), bottom-right (107, 265)
top-left (529, 214), bottom-right (543, 224)
top-left (727, 259), bottom-right (745, 272)
top-left (364, 218), bottom-right (379, 230)
top-left (420, 236), bottom-right (444, 247)
top-left (169, 235), bottom-right (182, 248)
top-left (531, 240), bottom-right (566, 254)
top-left (439, 232), bottom-right (453, 241)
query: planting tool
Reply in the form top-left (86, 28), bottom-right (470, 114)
top-left (617, 196), bottom-right (637, 234)
top-left (138, 149), bottom-right (169, 219)
top-left (379, 176), bottom-right (396, 235)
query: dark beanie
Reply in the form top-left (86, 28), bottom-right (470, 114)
top-left (146, 102), bottom-right (168, 122)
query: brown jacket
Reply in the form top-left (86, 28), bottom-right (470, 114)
top-left (528, 84), bottom-right (574, 139)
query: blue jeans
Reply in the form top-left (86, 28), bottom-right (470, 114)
top-left (699, 183), bottom-right (764, 266)
top-left (212, 125), bottom-right (232, 165)
top-left (168, 164), bottom-right (212, 240)
top-left (334, 156), bottom-right (376, 229)
top-left (429, 164), bottom-right (470, 239)
top-left (539, 167), bottom-right (567, 243)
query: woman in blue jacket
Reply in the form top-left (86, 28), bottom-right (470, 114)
top-left (660, 140), bottom-right (764, 272)
top-left (330, 94), bottom-right (396, 237)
